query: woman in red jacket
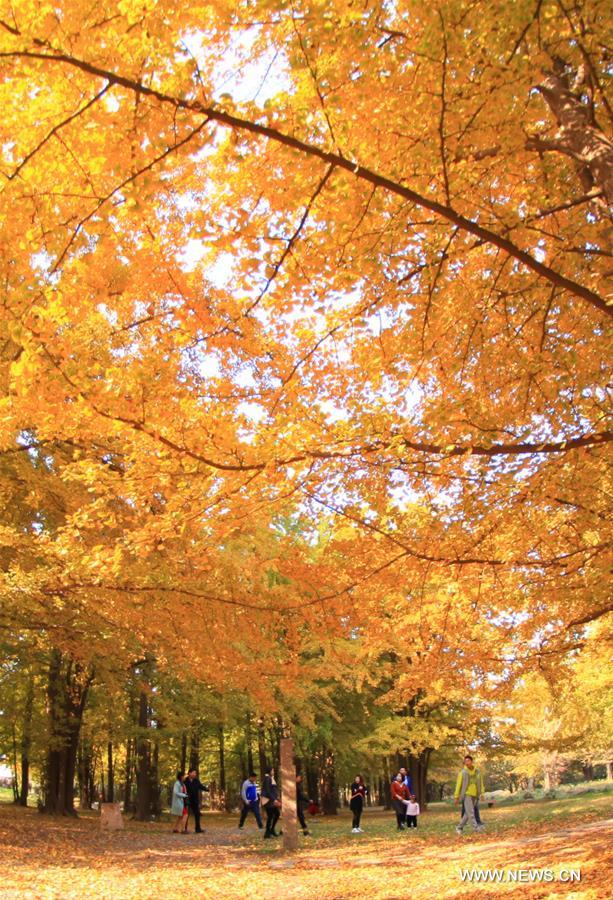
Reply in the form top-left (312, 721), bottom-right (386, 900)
top-left (391, 774), bottom-right (409, 830)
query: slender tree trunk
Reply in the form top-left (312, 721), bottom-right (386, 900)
top-left (180, 733), bottom-right (187, 775)
top-left (135, 689), bottom-right (151, 821)
top-left (218, 724), bottom-right (229, 811)
top-left (11, 722), bottom-right (19, 803)
top-left (408, 748), bottom-right (431, 810)
top-left (257, 720), bottom-right (268, 776)
top-left (188, 730), bottom-right (199, 772)
top-left (244, 713), bottom-right (254, 774)
top-left (124, 738), bottom-right (134, 813)
top-left (107, 741), bottom-right (114, 802)
top-left (19, 675), bottom-right (34, 806)
top-left (319, 748), bottom-right (338, 815)
top-left (150, 732), bottom-right (161, 818)
top-left (382, 756), bottom-right (392, 809)
top-left (306, 762), bottom-right (319, 805)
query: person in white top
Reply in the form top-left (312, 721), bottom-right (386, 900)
top-left (404, 793), bottom-right (420, 829)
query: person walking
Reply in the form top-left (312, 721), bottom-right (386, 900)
top-left (461, 797), bottom-right (483, 826)
top-left (261, 765), bottom-right (281, 838)
top-left (349, 774), bottom-right (367, 833)
top-left (295, 775), bottom-right (311, 836)
top-left (184, 768), bottom-right (209, 834)
top-left (391, 773), bottom-right (409, 830)
top-left (454, 754), bottom-right (485, 834)
top-left (171, 771), bottom-right (188, 833)
top-left (238, 772), bottom-right (263, 829)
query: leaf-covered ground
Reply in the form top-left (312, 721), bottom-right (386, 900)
top-left (1, 794), bottom-right (611, 899)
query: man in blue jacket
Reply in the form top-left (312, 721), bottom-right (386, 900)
top-left (238, 772), bottom-right (263, 829)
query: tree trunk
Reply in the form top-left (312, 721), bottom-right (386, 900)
top-left (408, 748), bottom-right (431, 810)
top-left (319, 748), bottom-right (338, 815)
top-left (218, 724), bottom-right (230, 811)
top-left (42, 650), bottom-right (92, 816)
top-left (135, 689), bottom-right (151, 821)
top-left (582, 763), bottom-right (594, 782)
top-left (124, 738), bottom-right (134, 813)
top-left (150, 732), bottom-right (161, 818)
top-left (77, 739), bottom-right (95, 809)
top-left (107, 742), bottom-right (114, 802)
top-left (382, 756), bottom-right (392, 810)
top-left (180, 732), bottom-right (187, 775)
top-left (257, 720), bottom-right (268, 776)
top-left (305, 762), bottom-right (319, 805)
top-left (11, 723), bottom-right (19, 803)
top-left (531, 65), bottom-right (613, 205)
top-left (188, 730), bottom-right (199, 772)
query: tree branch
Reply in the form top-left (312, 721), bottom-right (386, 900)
top-left (1, 47), bottom-right (608, 316)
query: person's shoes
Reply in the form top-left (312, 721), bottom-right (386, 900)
top-left (263, 833), bottom-right (271, 839)
top-left (456, 826), bottom-right (463, 835)
top-left (358, 828), bottom-right (364, 832)
top-left (195, 828), bottom-right (203, 833)
top-left (303, 830), bottom-right (310, 836)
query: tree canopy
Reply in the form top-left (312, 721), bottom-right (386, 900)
top-left (0, 0), bottom-right (610, 810)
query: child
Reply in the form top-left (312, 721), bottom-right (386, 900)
top-left (404, 793), bottom-right (420, 828)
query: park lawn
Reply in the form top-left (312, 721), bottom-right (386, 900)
top-left (0, 794), bottom-right (611, 899)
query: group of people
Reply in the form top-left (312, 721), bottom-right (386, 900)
top-left (238, 767), bottom-right (312, 839)
top-left (349, 768), bottom-right (420, 834)
top-left (171, 769), bottom-right (209, 834)
top-left (171, 754), bottom-right (485, 838)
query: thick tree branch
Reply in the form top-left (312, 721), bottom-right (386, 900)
top-left (0, 48), bottom-right (608, 316)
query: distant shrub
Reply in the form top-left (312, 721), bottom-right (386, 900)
top-left (523, 791), bottom-right (535, 800)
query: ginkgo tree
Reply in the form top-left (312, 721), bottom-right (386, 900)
top-left (0, 0), bottom-right (610, 812)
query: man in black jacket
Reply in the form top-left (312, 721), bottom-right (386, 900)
top-left (185, 769), bottom-right (209, 833)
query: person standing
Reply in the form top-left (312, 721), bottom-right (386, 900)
top-left (391, 773), bottom-right (409, 830)
top-left (397, 767), bottom-right (413, 825)
top-left (261, 765), bottom-right (281, 838)
top-left (349, 774), bottom-right (367, 833)
top-left (405, 793), bottom-right (420, 829)
top-left (171, 771), bottom-right (188, 833)
top-left (454, 754), bottom-right (485, 834)
top-left (295, 775), bottom-right (311, 836)
top-left (238, 772), bottom-right (263, 829)
top-left (398, 766), bottom-right (413, 796)
top-left (184, 768), bottom-right (209, 834)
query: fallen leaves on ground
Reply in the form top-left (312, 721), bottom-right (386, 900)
top-left (0, 802), bottom-right (611, 899)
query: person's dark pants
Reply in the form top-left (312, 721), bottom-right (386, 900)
top-left (188, 802), bottom-right (202, 832)
top-left (392, 799), bottom-right (405, 829)
top-left (406, 814), bottom-right (418, 828)
top-left (264, 803), bottom-right (280, 836)
top-left (350, 799), bottom-right (363, 829)
top-left (297, 806), bottom-right (308, 833)
top-left (239, 800), bottom-right (263, 828)
top-left (461, 799), bottom-right (482, 825)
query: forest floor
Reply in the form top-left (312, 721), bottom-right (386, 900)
top-left (0, 793), bottom-right (611, 899)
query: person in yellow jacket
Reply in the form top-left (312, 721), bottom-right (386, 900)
top-left (454, 754), bottom-right (485, 834)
